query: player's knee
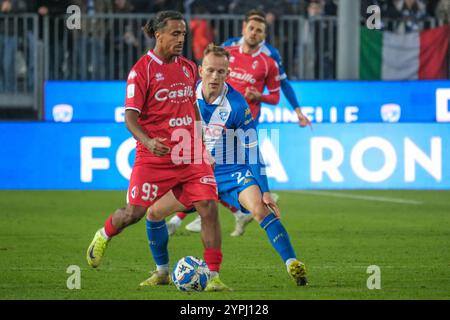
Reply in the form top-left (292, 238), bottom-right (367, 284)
top-left (124, 206), bottom-right (146, 225)
top-left (251, 202), bottom-right (270, 222)
top-left (195, 200), bottom-right (218, 218)
top-left (147, 206), bottom-right (163, 221)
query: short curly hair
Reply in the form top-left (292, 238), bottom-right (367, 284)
top-left (143, 11), bottom-right (184, 38)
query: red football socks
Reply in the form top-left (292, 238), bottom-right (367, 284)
top-left (176, 212), bottom-right (187, 219)
top-left (204, 248), bottom-right (223, 273)
top-left (104, 215), bottom-right (120, 238)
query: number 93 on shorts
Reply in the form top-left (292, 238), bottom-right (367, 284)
top-left (127, 163), bottom-right (218, 208)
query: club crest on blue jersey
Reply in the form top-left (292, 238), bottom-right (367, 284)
top-left (219, 111), bottom-right (229, 122)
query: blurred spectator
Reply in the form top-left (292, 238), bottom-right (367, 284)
top-left (35, 1), bottom-right (69, 79)
top-left (435, 0), bottom-right (450, 21)
top-left (0, 0), bottom-right (29, 92)
top-left (110, 0), bottom-right (140, 79)
top-left (286, 0), bottom-right (307, 16)
top-left (307, 0), bottom-right (324, 17)
top-left (426, 0), bottom-right (441, 16)
top-left (36, 0), bottom-right (68, 16)
top-left (113, 0), bottom-right (134, 14)
top-left (70, 0), bottom-right (113, 79)
top-left (302, 0), bottom-right (335, 79)
top-left (150, 0), bottom-right (183, 12)
top-left (228, 0), bottom-right (292, 15)
top-left (190, 3), bottom-right (214, 64)
top-left (130, 0), bottom-right (151, 12)
top-left (394, 0), bottom-right (428, 32)
top-left (322, 0), bottom-right (337, 15)
top-left (186, 0), bottom-right (228, 14)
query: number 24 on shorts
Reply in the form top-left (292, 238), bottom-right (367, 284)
top-left (232, 170), bottom-right (253, 185)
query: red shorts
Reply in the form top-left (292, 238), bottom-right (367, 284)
top-left (127, 162), bottom-right (218, 208)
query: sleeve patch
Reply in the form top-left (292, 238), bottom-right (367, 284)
top-left (127, 84), bottom-right (135, 98)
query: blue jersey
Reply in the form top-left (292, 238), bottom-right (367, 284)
top-left (196, 81), bottom-right (269, 194)
top-left (223, 37), bottom-right (287, 81)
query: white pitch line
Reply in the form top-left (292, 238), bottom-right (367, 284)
top-left (285, 190), bottom-right (423, 205)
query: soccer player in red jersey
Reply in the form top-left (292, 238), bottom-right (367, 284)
top-left (86, 11), bottom-right (230, 291)
top-left (225, 14), bottom-right (281, 121)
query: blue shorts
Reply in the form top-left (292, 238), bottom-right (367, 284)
top-left (216, 166), bottom-right (259, 214)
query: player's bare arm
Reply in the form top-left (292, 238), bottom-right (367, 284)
top-left (125, 109), bottom-right (170, 157)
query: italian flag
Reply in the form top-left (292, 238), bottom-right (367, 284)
top-left (360, 25), bottom-right (449, 80)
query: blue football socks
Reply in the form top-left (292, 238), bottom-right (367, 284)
top-left (146, 219), bottom-right (169, 267)
top-left (259, 213), bottom-right (296, 262)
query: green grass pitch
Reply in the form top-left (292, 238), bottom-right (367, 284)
top-left (0, 190), bottom-right (449, 300)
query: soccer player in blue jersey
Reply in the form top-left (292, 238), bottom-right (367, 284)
top-left (169, 9), bottom-right (311, 236)
top-left (146, 44), bottom-right (307, 286)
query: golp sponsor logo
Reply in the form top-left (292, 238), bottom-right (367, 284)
top-left (169, 115), bottom-right (193, 127)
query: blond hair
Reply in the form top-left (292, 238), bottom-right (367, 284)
top-left (203, 43), bottom-right (230, 60)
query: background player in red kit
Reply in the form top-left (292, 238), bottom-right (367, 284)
top-left (86, 11), bottom-right (230, 291)
top-left (225, 14), bottom-right (281, 120)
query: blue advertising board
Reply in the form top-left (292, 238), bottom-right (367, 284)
top-left (44, 80), bottom-right (450, 123)
top-left (1, 122), bottom-right (449, 190)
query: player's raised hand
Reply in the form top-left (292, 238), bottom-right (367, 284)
top-left (245, 87), bottom-right (261, 103)
top-left (262, 192), bottom-right (281, 218)
top-left (145, 137), bottom-right (171, 157)
top-left (295, 107), bottom-right (312, 129)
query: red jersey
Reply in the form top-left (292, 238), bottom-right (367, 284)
top-left (124, 50), bottom-right (200, 165)
top-left (225, 45), bottom-right (281, 119)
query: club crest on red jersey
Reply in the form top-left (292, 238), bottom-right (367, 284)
top-left (182, 66), bottom-right (190, 78)
top-left (131, 185), bottom-right (138, 199)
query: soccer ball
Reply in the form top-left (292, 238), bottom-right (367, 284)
top-left (171, 256), bottom-right (210, 292)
